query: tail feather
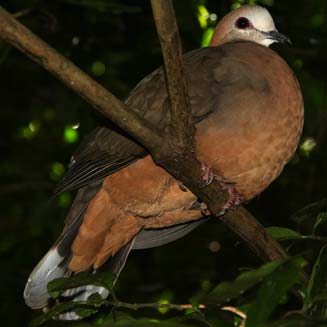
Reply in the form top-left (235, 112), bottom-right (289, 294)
top-left (24, 182), bottom-right (101, 310)
top-left (57, 239), bottom-right (135, 320)
top-left (24, 247), bottom-right (71, 309)
top-left (23, 213), bottom-right (84, 309)
top-left (24, 185), bottom-right (207, 320)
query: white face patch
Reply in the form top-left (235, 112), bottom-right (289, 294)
top-left (243, 6), bottom-right (276, 32)
top-left (231, 6), bottom-right (279, 47)
top-left (211, 5), bottom-right (285, 48)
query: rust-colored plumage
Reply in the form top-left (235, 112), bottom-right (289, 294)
top-left (69, 42), bottom-right (302, 272)
top-left (24, 5), bottom-right (303, 318)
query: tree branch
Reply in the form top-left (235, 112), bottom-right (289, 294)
top-left (0, 5), bottom-right (289, 264)
top-left (0, 6), bottom-right (162, 151)
top-left (151, 0), bottom-right (194, 147)
top-left (148, 1), bottom-right (288, 263)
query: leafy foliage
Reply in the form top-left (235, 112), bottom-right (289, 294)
top-left (47, 271), bottom-right (116, 300)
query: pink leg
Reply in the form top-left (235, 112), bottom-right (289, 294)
top-left (220, 183), bottom-right (243, 213)
top-left (200, 163), bottom-right (215, 187)
top-left (199, 163), bottom-right (242, 215)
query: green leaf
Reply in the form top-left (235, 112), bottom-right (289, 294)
top-left (291, 199), bottom-right (327, 224)
top-left (311, 292), bottom-right (327, 305)
top-left (30, 301), bottom-right (103, 326)
top-left (47, 271), bottom-right (116, 300)
top-left (201, 27), bottom-right (214, 47)
top-left (305, 245), bottom-right (327, 316)
top-left (266, 227), bottom-right (304, 241)
top-left (246, 257), bottom-right (306, 326)
top-left (203, 260), bottom-right (283, 305)
top-left (313, 212), bottom-right (327, 234)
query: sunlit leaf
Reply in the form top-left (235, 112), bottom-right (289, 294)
top-left (300, 137), bottom-right (317, 157)
top-left (64, 126), bottom-right (79, 143)
top-left (197, 5), bottom-right (209, 29)
top-left (201, 27), bottom-right (214, 47)
top-left (157, 299), bottom-right (170, 314)
top-left (156, 290), bottom-right (174, 314)
top-left (266, 226), bottom-right (304, 241)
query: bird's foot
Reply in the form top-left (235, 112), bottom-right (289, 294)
top-left (200, 163), bottom-right (215, 187)
top-left (220, 183), bottom-right (243, 215)
top-left (198, 184), bottom-right (242, 216)
top-left (198, 163), bottom-right (241, 215)
top-left (200, 163), bottom-right (233, 186)
top-left (200, 202), bottom-right (211, 216)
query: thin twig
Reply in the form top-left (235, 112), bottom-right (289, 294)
top-left (221, 306), bottom-right (247, 327)
top-left (107, 301), bottom-right (246, 326)
top-left (105, 300), bottom-right (205, 311)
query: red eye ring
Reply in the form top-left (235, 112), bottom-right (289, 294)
top-left (235, 17), bottom-right (251, 29)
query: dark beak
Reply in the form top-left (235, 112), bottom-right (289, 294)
top-left (262, 30), bottom-right (292, 46)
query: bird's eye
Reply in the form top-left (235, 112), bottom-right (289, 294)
top-left (235, 17), bottom-right (251, 29)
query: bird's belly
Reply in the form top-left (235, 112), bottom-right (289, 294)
top-left (196, 107), bottom-right (303, 200)
top-left (103, 155), bottom-right (197, 217)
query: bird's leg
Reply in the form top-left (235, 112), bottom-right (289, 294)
top-left (220, 182), bottom-right (243, 214)
top-left (199, 182), bottom-right (242, 216)
top-left (200, 163), bottom-right (215, 187)
top-left (199, 163), bottom-right (242, 215)
top-left (179, 163), bottom-right (216, 191)
top-left (200, 163), bottom-right (232, 186)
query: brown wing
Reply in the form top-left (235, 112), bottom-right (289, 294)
top-left (54, 46), bottom-right (230, 196)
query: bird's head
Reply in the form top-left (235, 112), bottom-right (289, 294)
top-left (210, 5), bottom-right (291, 47)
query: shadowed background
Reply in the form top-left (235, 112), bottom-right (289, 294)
top-left (0, 0), bottom-right (326, 325)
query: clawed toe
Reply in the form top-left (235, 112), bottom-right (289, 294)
top-left (200, 164), bottom-right (215, 187)
top-left (220, 183), bottom-right (243, 215)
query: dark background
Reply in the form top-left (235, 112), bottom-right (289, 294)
top-left (0, 0), bottom-right (326, 325)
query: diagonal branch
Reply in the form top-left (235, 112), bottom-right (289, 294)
top-left (0, 5), bottom-right (289, 263)
top-left (0, 6), bottom-right (162, 150)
